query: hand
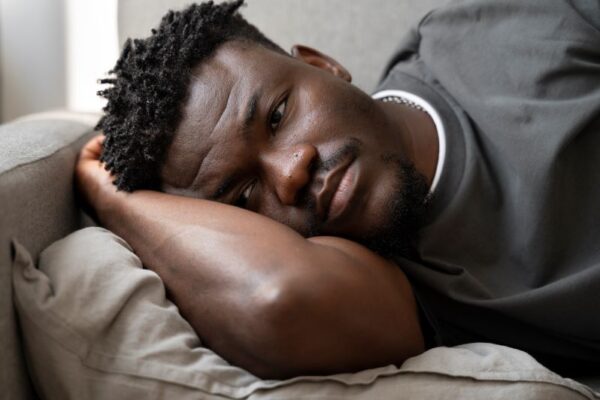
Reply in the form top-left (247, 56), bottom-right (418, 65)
top-left (74, 134), bottom-right (124, 221)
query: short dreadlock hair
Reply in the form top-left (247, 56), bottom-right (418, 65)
top-left (97, 0), bottom-right (284, 191)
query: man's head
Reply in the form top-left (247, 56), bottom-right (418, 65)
top-left (97, 0), bottom-right (283, 191)
top-left (99, 0), bottom-right (430, 256)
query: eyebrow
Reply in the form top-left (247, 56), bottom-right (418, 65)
top-left (241, 91), bottom-right (260, 140)
top-left (208, 90), bottom-right (261, 201)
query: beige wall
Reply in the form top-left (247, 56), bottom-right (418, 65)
top-left (0, 0), bottom-right (118, 123)
top-left (0, 0), bottom-right (66, 122)
top-left (65, 0), bottom-right (118, 113)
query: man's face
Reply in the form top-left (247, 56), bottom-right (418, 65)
top-left (161, 40), bottom-right (427, 251)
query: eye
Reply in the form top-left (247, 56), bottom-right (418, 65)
top-left (269, 99), bottom-right (287, 132)
top-left (234, 181), bottom-right (255, 208)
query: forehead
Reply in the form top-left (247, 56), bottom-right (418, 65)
top-left (160, 41), bottom-right (291, 193)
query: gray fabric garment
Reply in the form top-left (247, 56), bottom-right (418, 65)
top-left (374, 0), bottom-right (600, 376)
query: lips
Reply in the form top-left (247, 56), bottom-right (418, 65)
top-left (327, 161), bottom-right (357, 221)
top-left (315, 155), bottom-right (357, 222)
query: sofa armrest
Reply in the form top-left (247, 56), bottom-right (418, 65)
top-left (0, 111), bottom-right (97, 400)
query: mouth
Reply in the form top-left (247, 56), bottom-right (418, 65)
top-left (315, 155), bottom-right (358, 222)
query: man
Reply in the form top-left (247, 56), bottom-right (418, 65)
top-left (76, 0), bottom-right (600, 379)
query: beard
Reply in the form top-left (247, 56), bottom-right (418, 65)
top-left (357, 154), bottom-right (431, 258)
top-left (296, 141), bottom-right (431, 257)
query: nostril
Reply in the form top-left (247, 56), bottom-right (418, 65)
top-left (307, 157), bottom-right (319, 175)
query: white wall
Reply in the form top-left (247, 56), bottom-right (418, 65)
top-left (65, 0), bottom-right (119, 113)
top-left (0, 0), bottom-right (66, 122)
top-left (0, 0), bottom-right (119, 122)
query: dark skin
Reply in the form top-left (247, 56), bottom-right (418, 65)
top-left (76, 40), bottom-right (438, 379)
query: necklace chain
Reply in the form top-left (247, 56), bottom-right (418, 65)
top-left (379, 95), bottom-right (425, 112)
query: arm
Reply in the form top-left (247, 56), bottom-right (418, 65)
top-left (76, 135), bottom-right (424, 379)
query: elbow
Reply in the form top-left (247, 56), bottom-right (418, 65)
top-left (217, 269), bottom-right (424, 380)
top-left (235, 279), bottom-right (311, 379)
top-left (206, 275), bottom-right (324, 379)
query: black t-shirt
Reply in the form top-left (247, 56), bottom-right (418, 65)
top-left (375, 0), bottom-right (600, 375)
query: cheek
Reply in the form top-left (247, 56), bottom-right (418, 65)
top-left (293, 81), bottom-right (355, 139)
top-left (310, 86), bottom-right (383, 141)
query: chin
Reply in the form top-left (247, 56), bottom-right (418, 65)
top-left (358, 223), bottom-right (417, 258)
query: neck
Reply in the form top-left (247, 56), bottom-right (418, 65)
top-left (379, 100), bottom-right (439, 187)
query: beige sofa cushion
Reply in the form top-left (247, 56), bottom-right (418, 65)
top-left (12, 227), bottom-right (599, 399)
top-left (0, 113), bottom-right (96, 399)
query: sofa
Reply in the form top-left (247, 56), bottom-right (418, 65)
top-left (2, 1), bottom-right (599, 398)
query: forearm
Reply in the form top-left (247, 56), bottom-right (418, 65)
top-left (92, 189), bottom-right (423, 378)
top-left (95, 189), bottom-right (320, 372)
top-left (97, 189), bottom-right (309, 290)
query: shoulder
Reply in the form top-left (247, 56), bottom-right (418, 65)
top-left (406, 0), bottom-right (600, 101)
top-left (419, 0), bottom-right (600, 40)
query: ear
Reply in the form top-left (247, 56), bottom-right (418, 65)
top-left (291, 45), bottom-right (352, 82)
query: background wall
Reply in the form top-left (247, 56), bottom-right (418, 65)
top-left (65, 0), bottom-right (119, 114)
top-left (0, 0), bottom-right (442, 124)
top-left (0, 0), bottom-right (118, 123)
top-left (0, 0), bottom-right (66, 122)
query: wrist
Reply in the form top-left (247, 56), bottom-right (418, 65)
top-left (94, 180), bottom-right (127, 228)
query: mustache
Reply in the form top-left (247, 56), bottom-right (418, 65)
top-left (319, 137), bottom-right (362, 171)
top-left (296, 137), bottom-right (362, 229)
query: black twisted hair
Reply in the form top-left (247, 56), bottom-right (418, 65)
top-left (96, 0), bottom-right (284, 191)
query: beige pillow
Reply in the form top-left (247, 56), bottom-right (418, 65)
top-left (12, 227), bottom-right (599, 399)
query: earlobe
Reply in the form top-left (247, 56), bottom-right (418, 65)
top-left (291, 45), bottom-right (352, 82)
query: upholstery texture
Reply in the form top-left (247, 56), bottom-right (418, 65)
top-left (0, 113), bottom-right (96, 399)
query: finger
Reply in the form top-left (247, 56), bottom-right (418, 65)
top-left (81, 134), bottom-right (105, 160)
top-left (95, 133), bottom-right (106, 147)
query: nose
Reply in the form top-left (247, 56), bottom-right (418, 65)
top-left (261, 143), bottom-right (317, 206)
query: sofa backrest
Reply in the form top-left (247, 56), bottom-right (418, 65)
top-left (118, 0), bottom-right (446, 93)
